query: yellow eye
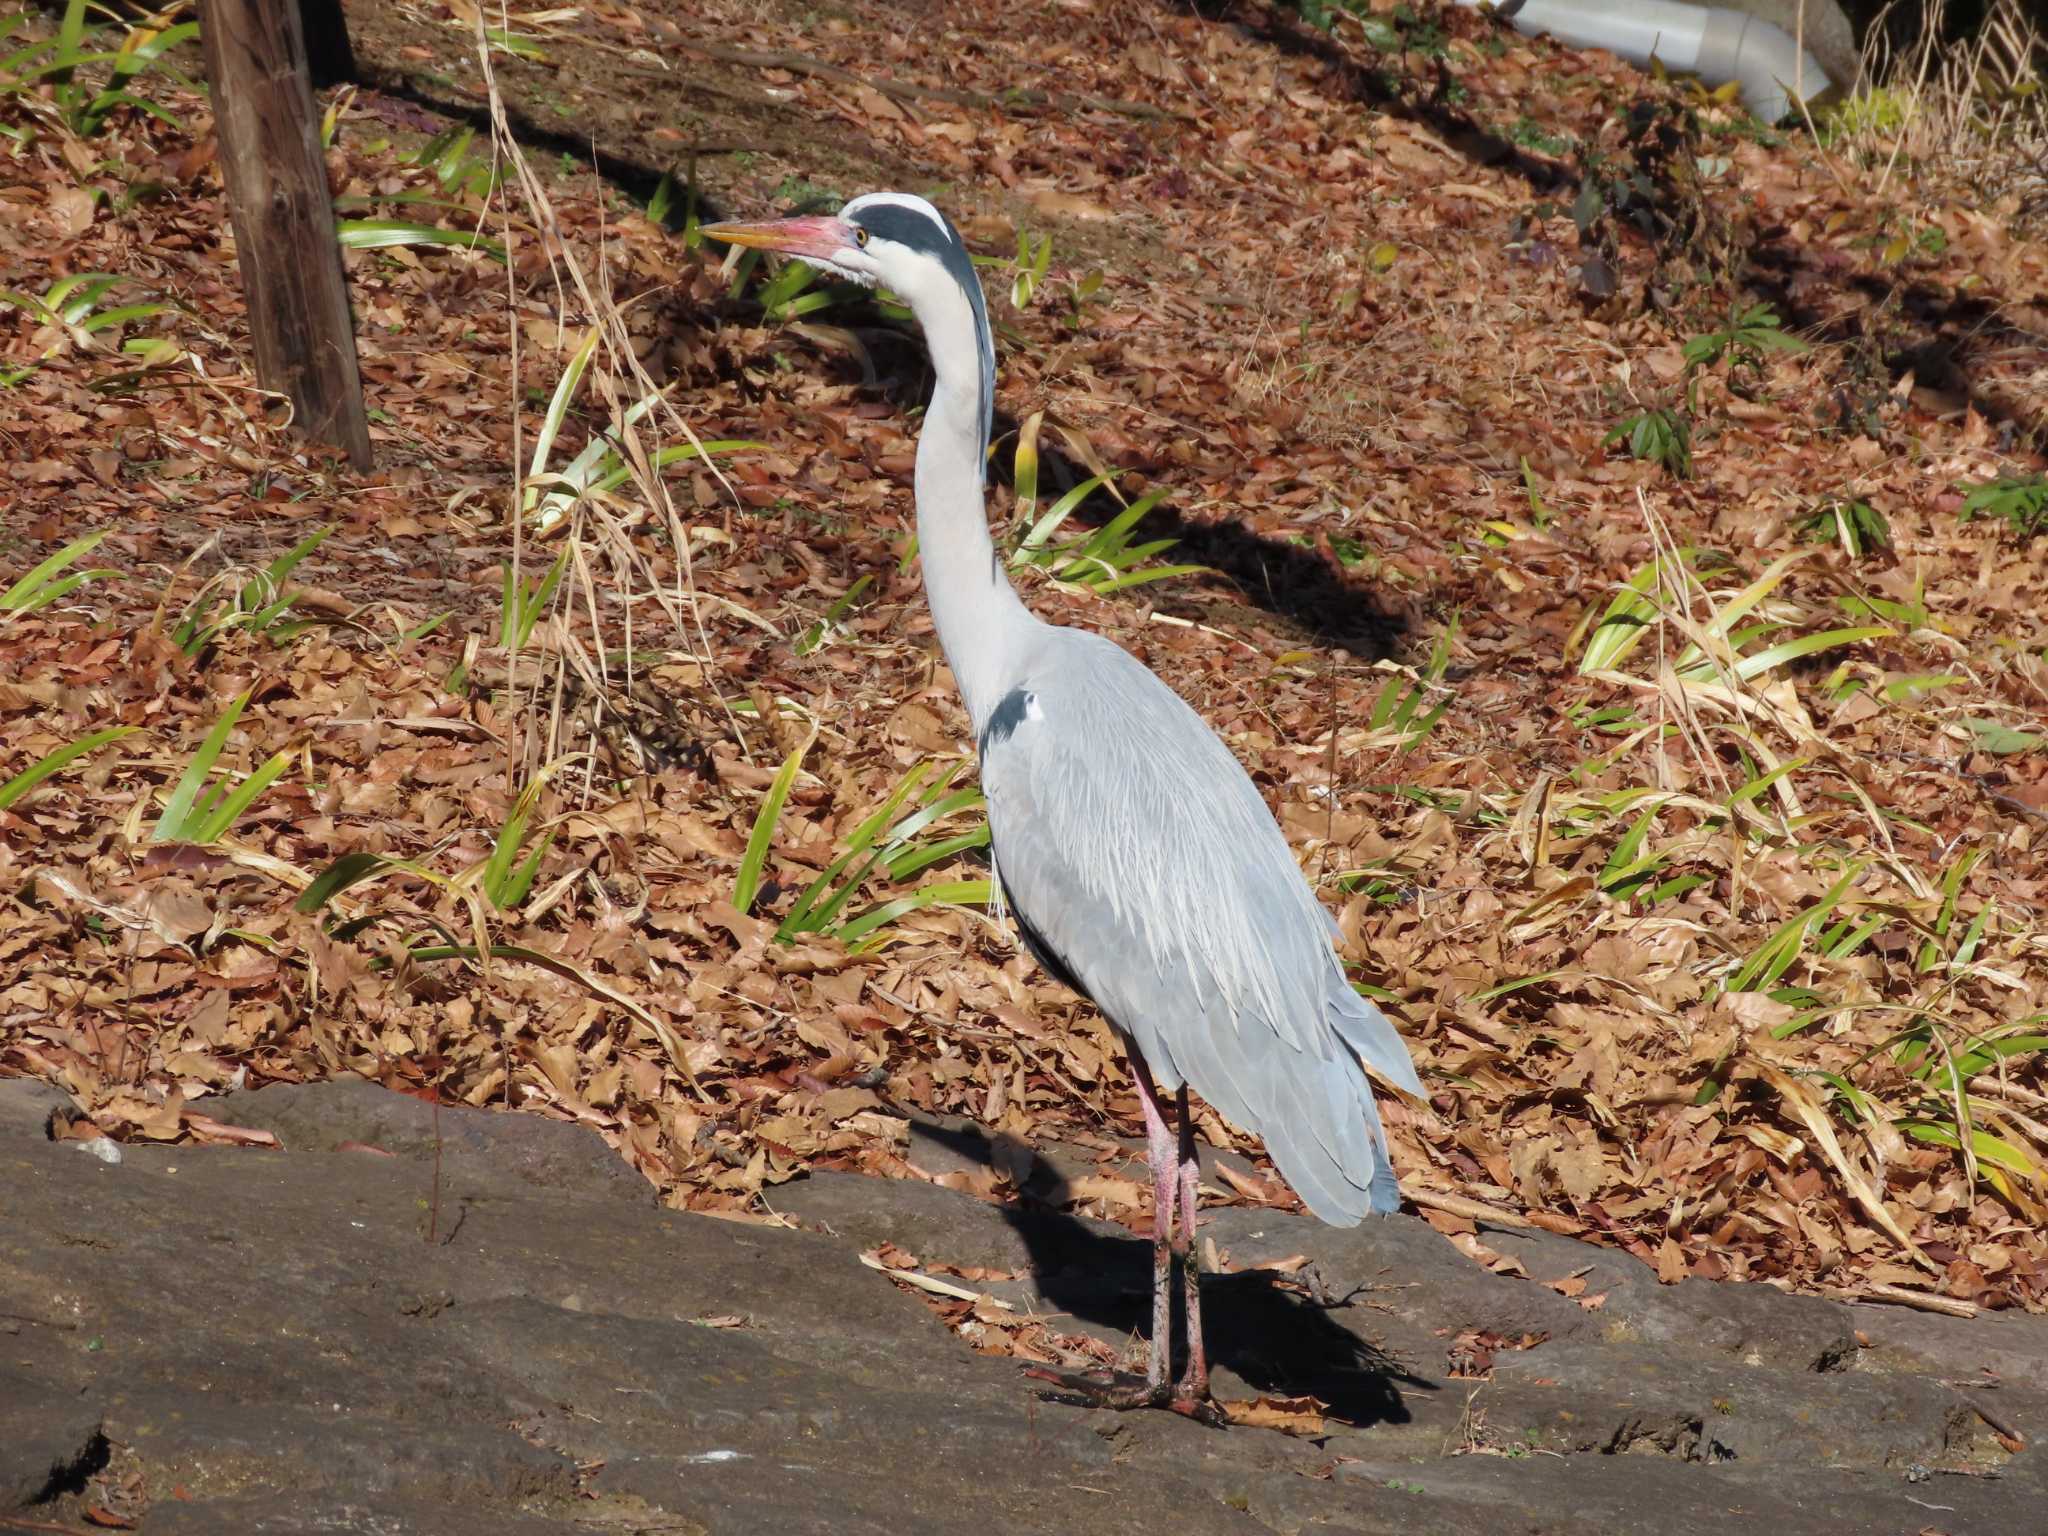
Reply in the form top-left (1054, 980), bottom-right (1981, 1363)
top-left (854, 228), bottom-right (869, 248)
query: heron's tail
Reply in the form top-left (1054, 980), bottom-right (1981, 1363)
top-left (1254, 989), bottom-right (1420, 1226)
top-left (1329, 987), bottom-right (1424, 1100)
top-left (1334, 988), bottom-right (1421, 1217)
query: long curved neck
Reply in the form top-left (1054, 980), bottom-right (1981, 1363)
top-left (911, 279), bottom-right (1035, 735)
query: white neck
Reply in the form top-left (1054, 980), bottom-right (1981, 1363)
top-left (909, 276), bottom-right (1036, 734)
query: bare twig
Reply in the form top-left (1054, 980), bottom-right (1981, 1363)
top-left (1860, 1282), bottom-right (1979, 1319)
top-left (1403, 1184), bottom-right (1539, 1230)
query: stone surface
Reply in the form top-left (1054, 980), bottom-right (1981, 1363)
top-left (142, 1495), bottom-right (581, 1535)
top-left (218, 1076), bottom-right (654, 1206)
top-left (2, 1076), bottom-right (2043, 1534)
top-left (0, 1378), bottom-right (102, 1511)
top-left (0, 1075), bottom-right (70, 1138)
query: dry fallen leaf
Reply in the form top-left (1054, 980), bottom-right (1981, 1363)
top-left (1219, 1394), bottom-right (1329, 1436)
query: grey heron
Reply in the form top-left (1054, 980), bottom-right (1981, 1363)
top-left (705, 193), bottom-right (1423, 1417)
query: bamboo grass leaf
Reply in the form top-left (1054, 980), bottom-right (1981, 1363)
top-left (296, 851), bottom-right (406, 913)
top-left (337, 219), bottom-right (508, 262)
top-left (153, 692), bottom-right (288, 844)
top-left (835, 879), bottom-right (992, 948)
top-left (735, 732), bottom-right (813, 915)
top-left (1, 531), bottom-right (118, 617)
top-left (0, 725), bottom-right (135, 811)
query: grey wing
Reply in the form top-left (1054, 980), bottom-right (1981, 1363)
top-left (977, 629), bottom-right (1421, 1225)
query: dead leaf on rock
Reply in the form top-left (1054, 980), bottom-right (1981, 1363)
top-left (1219, 1394), bottom-right (1328, 1437)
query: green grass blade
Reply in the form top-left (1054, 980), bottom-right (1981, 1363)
top-left (882, 825), bottom-right (991, 881)
top-left (1579, 559), bottom-right (1662, 674)
top-left (1083, 563), bottom-right (1208, 594)
top-left (1948, 1033), bottom-right (2048, 1080)
top-left (336, 219), bottom-right (508, 262)
top-left (188, 749), bottom-right (288, 843)
top-left (1725, 625), bottom-right (1891, 682)
top-left (1076, 488), bottom-right (1168, 557)
top-left (1901, 1121), bottom-right (2039, 1187)
top-left (777, 847), bottom-right (875, 940)
top-left (1016, 473), bottom-right (1112, 555)
top-left (1726, 863), bottom-right (1863, 993)
top-left (295, 850), bottom-right (406, 913)
top-left (263, 524), bottom-right (332, 588)
top-left (734, 736), bottom-right (809, 915)
top-left (1726, 757), bottom-right (1808, 808)
top-left (1013, 410), bottom-right (1043, 527)
top-left (2, 531), bottom-right (113, 612)
top-left (0, 725), bottom-right (135, 811)
top-left (1600, 806), bottom-right (1657, 887)
top-left (153, 691), bottom-right (248, 841)
top-left (786, 849), bottom-right (890, 939)
top-left (77, 301), bottom-right (167, 333)
top-left (836, 878), bottom-right (992, 947)
top-left (880, 786), bottom-right (985, 853)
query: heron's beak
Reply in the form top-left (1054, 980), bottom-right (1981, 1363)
top-left (699, 213), bottom-right (854, 263)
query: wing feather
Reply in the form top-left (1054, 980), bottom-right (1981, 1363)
top-left (978, 628), bottom-right (1417, 1223)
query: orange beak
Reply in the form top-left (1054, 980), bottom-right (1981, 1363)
top-left (699, 213), bottom-right (855, 263)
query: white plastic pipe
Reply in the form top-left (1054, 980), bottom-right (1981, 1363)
top-left (1457, 0), bottom-right (1832, 123)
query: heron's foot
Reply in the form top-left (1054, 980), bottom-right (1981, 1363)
top-left (1021, 1366), bottom-right (1227, 1427)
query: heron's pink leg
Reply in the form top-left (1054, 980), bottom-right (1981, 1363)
top-left (1130, 1061), bottom-right (1178, 1394)
top-left (1019, 1062), bottom-right (1220, 1425)
top-left (1173, 1088), bottom-right (1209, 1402)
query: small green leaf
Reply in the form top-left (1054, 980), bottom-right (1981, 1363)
top-left (1963, 719), bottom-right (2043, 754)
top-left (296, 851), bottom-right (401, 913)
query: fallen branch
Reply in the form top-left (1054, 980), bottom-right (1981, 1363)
top-left (860, 1249), bottom-right (1016, 1309)
top-left (1403, 1184), bottom-right (1538, 1230)
top-left (1859, 1282), bottom-right (1979, 1319)
top-left (1966, 1393), bottom-right (2027, 1448)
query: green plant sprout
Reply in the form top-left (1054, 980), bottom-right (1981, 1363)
top-left (0, 273), bottom-right (172, 386)
top-left (1603, 407), bottom-right (1692, 478)
top-left (1004, 412), bottom-right (1204, 595)
top-left (1958, 474), bottom-right (2048, 538)
top-left (520, 327), bottom-right (758, 534)
top-left (1010, 228), bottom-right (1053, 310)
top-left (172, 526), bottom-right (333, 656)
top-left (1680, 303), bottom-right (1808, 409)
top-left (0, 0), bottom-right (196, 141)
top-left (0, 725), bottom-right (136, 812)
top-left (1, 531), bottom-right (118, 621)
top-left (152, 691), bottom-right (289, 845)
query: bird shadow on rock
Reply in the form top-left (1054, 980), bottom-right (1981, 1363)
top-left (915, 1120), bottom-right (1431, 1428)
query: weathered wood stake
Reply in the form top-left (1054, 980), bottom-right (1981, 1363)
top-left (197, 0), bottom-right (372, 468)
top-left (296, 0), bottom-right (357, 88)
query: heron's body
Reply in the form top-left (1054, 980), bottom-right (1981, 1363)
top-left (978, 625), bottom-right (1413, 1222)
top-left (707, 193), bottom-right (1422, 1412)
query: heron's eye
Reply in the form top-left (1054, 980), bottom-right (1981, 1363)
top-left (853, 227), bottom-right (869, 248)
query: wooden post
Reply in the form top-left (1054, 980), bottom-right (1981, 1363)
top-left (197, 0), bottom-right (372, 468)
top-left (297, 0), bottom-right (358, 89)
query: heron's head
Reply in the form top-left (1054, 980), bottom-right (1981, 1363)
top-left (703, 191), bottom-right (996, 466)
top-left (703, 191), bottom-right (974, 293)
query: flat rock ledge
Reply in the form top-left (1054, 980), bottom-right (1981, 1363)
top-left (2, 1076), bottom-right (2042, 1534)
